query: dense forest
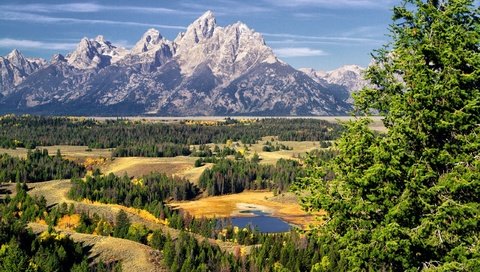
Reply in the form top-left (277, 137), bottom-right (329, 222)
top-left (0, 149), bottom-right (85, 183)
top-left (112, 143), bottom-right (191, 157)
top-left (67, 192), bottom-right (336, 272)
top-left (2, 1), bottom-right (478, 270)
top-left (0, 115), bottom-right (342, 148)
top-left (0, 150), bottom-right (338, 271)
top-left (199, 158), bottom-right (303, 195)
top-left (297, 0), bottom-right (480, 270)
top-left (69, 172), bottom-right (199, 205)
top-left (0, 183), bottom-right (120, 271)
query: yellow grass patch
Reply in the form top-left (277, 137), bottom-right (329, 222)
top-left (184, 120), bottom-right (222, 126)
top-left (170, 191), bottom-right (322, 228)
top-left (0, 145), bottom-right (111, 161)
top-left (80, 199), bottom-right (166, 225)
top-left (121, 206), bottom-right (165, 225)
top-left (84, 157), bottom-right (107, 169)
top-left (35, 218), bottom-right (48, 225)
top-left (102, 156), bottom-right (198, 180)
top-left (57, 214), bottom-right (81, 229)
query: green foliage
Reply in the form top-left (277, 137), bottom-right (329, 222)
top-left (112, 143), bottom-right (191, 158)
top-left (299, 0), bottom-right (480, 270)
top-left (0, 183), bottom-right (115, 271)
top-left (113, 210), bottom-right (131, 239)
top-left (0, 116), bottom-right (342, 149)
top-left (148, 229), bottom-right (166, 250)
top-left (199, 158), bottom-right (303, 196)
top-left (0, 149), bottom-right (86, 183)
top-left (69, 172), bottom-right (199, 205)
top-left (162, 231), bottom-right (240, 272)
top-left (262, 140), bottom-right (292, 152)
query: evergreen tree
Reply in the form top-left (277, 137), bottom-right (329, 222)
top-left (113, 210), bottom-right (130, 238)
top-left (299, 0), bottom-right (480, 270)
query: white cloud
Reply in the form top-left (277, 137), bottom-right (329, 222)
top-left (263, 32), bottom-right (384, 45)
top-left (180, 1), bottom-right (271, 16)
top-left (274, 47), bottom-right (328, 57)
top-left (0, 38), bottom-right (77, 51)
top-left (0, 11), bottom-right (186, 30)
top-left (0, 3), bottom-right (101, 13)
top-left (0, 3), bottom-right (192, 15)
top-left (263, 0), bottom-right (394, 8)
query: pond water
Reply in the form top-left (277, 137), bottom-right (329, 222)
top-left (230, 210), bottom-right (292, 233)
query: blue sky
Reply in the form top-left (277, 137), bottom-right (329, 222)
top-left (0, 0), bottom-right (401, 71)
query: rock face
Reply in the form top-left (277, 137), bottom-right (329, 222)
top-left (0, 11), bottom-right (358, 116)
top-left (0, 49), bottom-right (46, 96)
top-left (300, 65), bottom-right (369, 103)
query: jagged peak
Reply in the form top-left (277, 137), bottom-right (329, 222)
top-left (198, 10), bottom-right (215, 22)
top-left (6, 49), bottom-right (24, 61)
top-left (178, 10), bottom-right (217, 44)
top-left (332, 64), bottom-right (364, 73)
top-left (131, 28), bottom-right (167, 54)
top-left (142, 28), bottom-right (162, 40)
top-left (79, 37), bottom-right (90, 43)
top-left (51, 53), bottom-right (66, 63)
top-left (231, 21), bottom-right (249, 31)
top-left (95, 35), bottom-right (105, 43)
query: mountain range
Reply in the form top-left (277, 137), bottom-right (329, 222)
top-left (0, 11), bottom-right (368, 116)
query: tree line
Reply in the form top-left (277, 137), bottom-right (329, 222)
top-left (0, 115), bottom-right (342, 149)
top-left (111, 143), bottom-right (191, 157)
top-left (199, 158), bottom-right (304, 196)
top-left (297, 0), bottom-right (480, 270)
top-left (0, 149), bottom-right (86, 183)
top-left (0, 183), bottom-right (120, 271)
top-left (69, 200), bottom-right (338, 272)
top-left (68, 172), bottom-right (199, 206)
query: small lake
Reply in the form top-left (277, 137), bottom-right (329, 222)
top-left (230, 210), bottom-right (292, 233)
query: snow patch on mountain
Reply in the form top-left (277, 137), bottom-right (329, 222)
top-left (0, 49), bottom-right (46, 95)
top-left (300, 65), bottom-right (368, 103)
top-left (66, 36), bottom-right (127, 69)
top-left (0, 10), bottom-right (356, 116)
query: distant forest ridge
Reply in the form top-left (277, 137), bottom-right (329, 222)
top-left (0, 115), bottom-right (346, 149)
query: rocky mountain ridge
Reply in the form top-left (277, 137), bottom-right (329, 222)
top-left (299, 65), bottom-right (368, 103)
top-left (0, 11), bottom-right (367, 116)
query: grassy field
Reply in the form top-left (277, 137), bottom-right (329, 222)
top-left (170, 191), bottom-right (321, 228)
top-left (194, 138), bottom-right (321, 165)
top-left (101, 156), bottom-right (210, 182)
top-left (0, 117), bottom-right (387, 269)
top-left (29, 222), bottom-right (167, 272)
top-left (248, 137), bottom-right (320, 164)
top-left (0, 145), bottom-right (111, 161)
top-left (26, 179), bottom-right (251, 255)
top-left (91, 115), bottom-right (386, 131)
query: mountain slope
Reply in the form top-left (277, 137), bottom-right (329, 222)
top-left (0, 11), bottom-right (353, 116)
top-left (300, 65), bottom-right (368, 103)
top-left (0, 49), bottom-right (46, 96)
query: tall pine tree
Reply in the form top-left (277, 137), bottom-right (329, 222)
top-left (299, 0), bottom-right (480, 270)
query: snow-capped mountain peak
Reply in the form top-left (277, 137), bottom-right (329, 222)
top-left (95, 35), bottom-right (106, 43)
top-left (173, 11), bottom-right (277, 79)
top-left (0, 49), bottom-right (46, 95)
top-left (192, 10), bottom-right (217, 40)
top-left (66, 36), bottom-right (127, 69)
top-left (124, 28), bottom-right (173, 69)
top-left (176, 10), bottom-right (217, 45)
top-left (300, 65), bottom-right (368, 103)
top-left (66, 37), bottom-right (103, 69)
top-left (6, 49), bottom-right (24, 62)
top-left (131, 28), bottom-right (164, 54)
top-left (0, 11), bottom-right (356, 116)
